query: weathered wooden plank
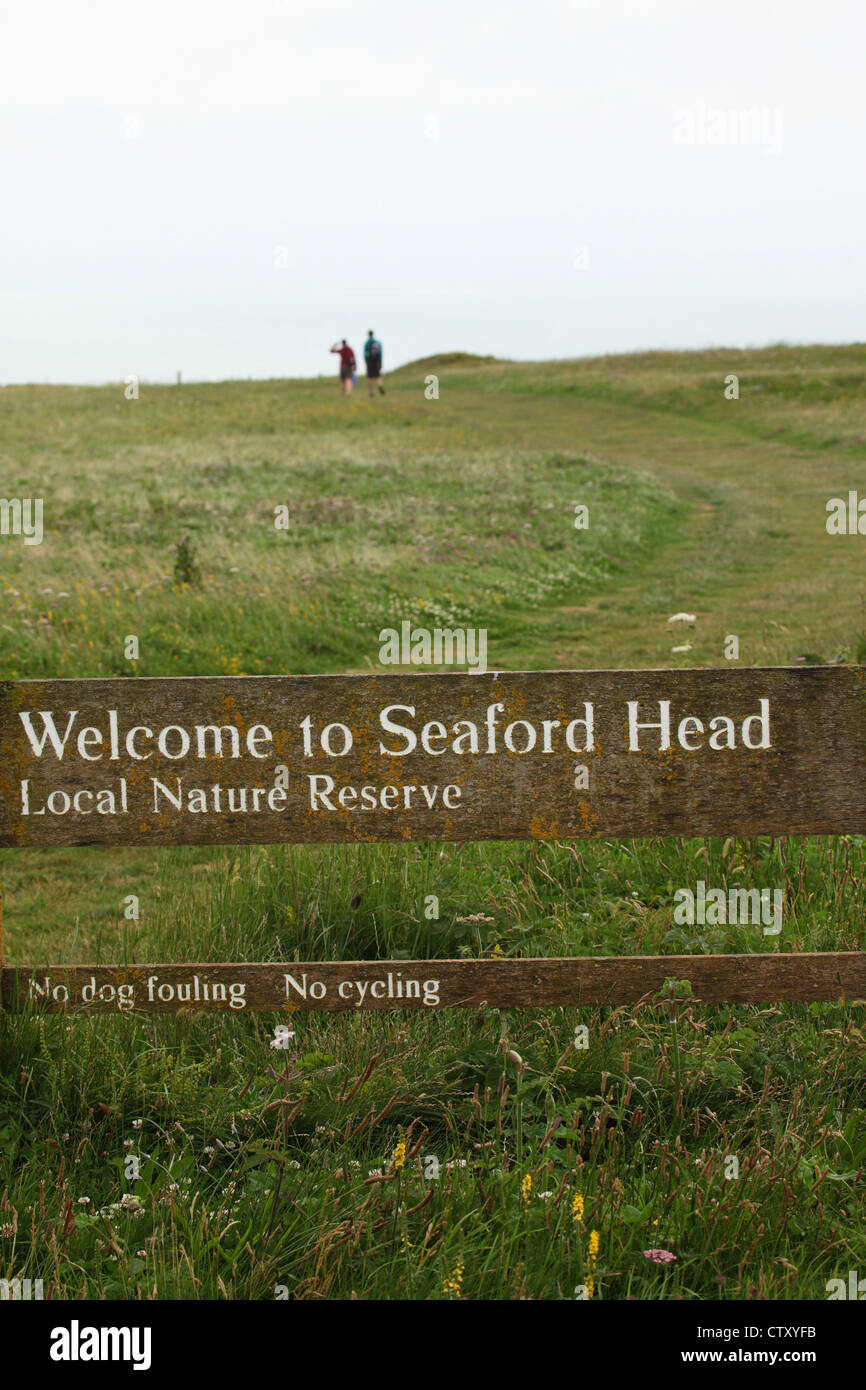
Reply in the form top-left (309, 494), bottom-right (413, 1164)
top-left (1, 668), bottom-right (864, 848)
top-left (3, 954), bottom-right (865, 1014)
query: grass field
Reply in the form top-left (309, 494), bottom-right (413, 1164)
top-left (1, 344), bottom-right (865, 1300)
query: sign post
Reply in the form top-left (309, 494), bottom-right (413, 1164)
top-left (1, 667), bottom-right (864, 1014)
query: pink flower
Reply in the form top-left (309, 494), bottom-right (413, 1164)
top-left (643, 1248), bottom-right (676, 1264)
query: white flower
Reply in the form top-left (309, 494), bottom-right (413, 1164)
top-left (538, 1191), bottom-right (554, 1200)
top-left (132, 1119), bottom-right (143, 1130)
top-left (77, 1196), bottom-right (91, 1206)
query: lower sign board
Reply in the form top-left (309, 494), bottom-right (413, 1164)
top-left (1, 667), bottom-right (865, 847)
top-left (3, 954), bottom-right (865, 1014)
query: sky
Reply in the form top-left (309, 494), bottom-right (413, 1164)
top-left (1, 0), bottom-right (864, 383)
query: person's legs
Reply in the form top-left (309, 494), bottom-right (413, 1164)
top-left (369, 359), bottom-right (384, 395)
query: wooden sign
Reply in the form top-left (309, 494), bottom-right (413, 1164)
top-left (2, 668), bottom-right (864, 1017)
top-left (3, 953), bottom-right (865, 1015)
top-left (1, 668), bottom-right (865, 848)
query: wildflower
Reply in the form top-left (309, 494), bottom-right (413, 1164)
top-left (204, 1146), bottom-right (216, 1156)
top-left (538, 1190), bottom-right (554, 1200)
top-left (521, 1173), bottom-right (532, 1203)
top-left (643, 1248), bottom-right (676, 1264)
top-left (393, 1141), bottom-right (407, 1171)
top-left (131, 1119), bottom-right (143, 1130)
top-left (77, 1196), bottom-right (91, 1206)
top-left (572, 1194), bottom-right (584, 1223)
top-left (0, 1225), bottom-right (13, 1238)
top-left (443, 1263), bottom-right (464, 1298)
top-left (490, 943), bottom-right (504, 957)
top-left (582, 1228), bottom-right (601, 1298)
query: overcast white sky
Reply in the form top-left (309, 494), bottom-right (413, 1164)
top-left (1, 0), bottom-right (863, 382)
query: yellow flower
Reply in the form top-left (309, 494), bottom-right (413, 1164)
top-left (491, 942), bottom-right (503, 957)
top-left (583, 1228), bottom-right (601, 1298)
top-left (521, 1173), bottom-right (532, 1203)
top-left (443, 1263), bottom-right (464, 1298)
top-left (572, 1193), bottom-right (584, 1223)
top-left (393, 1141), bottom-right (406, 1171)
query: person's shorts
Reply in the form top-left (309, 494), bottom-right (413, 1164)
top-left (340, 365), bottom-right (354, 381)
top-left (366, 357), bottom-right (382, 378)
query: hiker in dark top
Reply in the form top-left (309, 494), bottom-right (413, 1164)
top-left (330, 339), bottom-right (356, 395)
top-left (364, 331), bottom-right (385, 396)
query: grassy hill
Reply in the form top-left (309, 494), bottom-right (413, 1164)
top-left (1, 345), bottom-right (865, 1299)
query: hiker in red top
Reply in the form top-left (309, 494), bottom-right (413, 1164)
top-left (330, 339), bottom-right (356, 395)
